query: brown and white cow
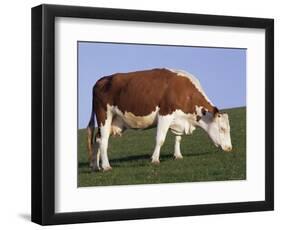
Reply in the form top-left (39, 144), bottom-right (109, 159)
top-left (87, 68), bottom-right (232, 171)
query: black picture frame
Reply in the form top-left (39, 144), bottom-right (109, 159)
top-left (31, 4), bottom-right (274, 225)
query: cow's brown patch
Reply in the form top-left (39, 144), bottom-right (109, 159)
top-left (91, 68), bottom-right (218, 126)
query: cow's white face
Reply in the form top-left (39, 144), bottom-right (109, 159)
top-left (199, 112), bottom-right (232, 152)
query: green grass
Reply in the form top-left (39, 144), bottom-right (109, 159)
top-left (78, 107), bottom-right (246, 187)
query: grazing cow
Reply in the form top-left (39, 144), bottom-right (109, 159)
top-left (87, 68), bottom-right (232, 171)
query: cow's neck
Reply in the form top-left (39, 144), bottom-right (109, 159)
top-left (190, 87), bottom-right (218, 115)
top-left (196, 112), bottom-right (213, 132)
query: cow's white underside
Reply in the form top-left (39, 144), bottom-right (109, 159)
top-left (109, 105), bottom-right (197, 136)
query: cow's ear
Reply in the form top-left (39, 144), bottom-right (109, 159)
top-left (213, 107), bottom-right (219, 116)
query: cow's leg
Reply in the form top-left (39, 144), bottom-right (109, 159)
top-left (174, 135), bottom-right (183, 159)
top-left (99, 109), bottom-right (113, 171)
top-left (91, 130), bottom-right (101, 171)
top-left (151, 114), bottom-right (173, 164)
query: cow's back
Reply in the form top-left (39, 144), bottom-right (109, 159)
top-left (94, 69), bottom-right (174, 116)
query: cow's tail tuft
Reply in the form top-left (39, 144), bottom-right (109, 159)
top-left (87, 88), bottom-right (95, 166)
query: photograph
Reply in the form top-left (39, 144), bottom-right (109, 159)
top-left (31, 4), bottom-right (274, 225)
top-left (77, 42), bottom-right (246, 187)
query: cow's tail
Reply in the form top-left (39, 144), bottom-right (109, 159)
top-left (87, 88), bottom-right (95, 166)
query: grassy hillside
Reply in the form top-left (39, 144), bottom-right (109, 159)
top-left (78, 107), bottom-right (246, 187)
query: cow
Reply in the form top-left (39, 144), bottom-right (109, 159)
top-left (87, 68), bottom-right (232, 171)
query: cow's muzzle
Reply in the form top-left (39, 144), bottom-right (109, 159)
top-left (222, 146), bottom-right (232, 152)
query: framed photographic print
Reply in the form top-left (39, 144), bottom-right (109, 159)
top-left (31, 4), bottom-right (274, 225)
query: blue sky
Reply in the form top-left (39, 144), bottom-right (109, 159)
top-left (78, 42), bottom-right (246, 129)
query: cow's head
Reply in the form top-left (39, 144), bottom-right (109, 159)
top-left (198, 111), bottom-right (232, 152)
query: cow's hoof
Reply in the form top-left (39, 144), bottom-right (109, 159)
top-left (151, 159), bottom-right (160, 165)
top-left (102, 166), bottom-right (112, 172)
top-left (173, 154), bottom-right (183, 160)
top-left (91, 166), bottom-right (101, 172)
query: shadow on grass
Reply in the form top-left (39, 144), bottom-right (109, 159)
top-left (187, 151), bottom-right (215, 157)
top-left (78, 151), bottom-right (213, 169)
top-left (78, 153), bottom-right (152, 169)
